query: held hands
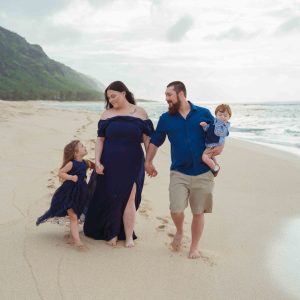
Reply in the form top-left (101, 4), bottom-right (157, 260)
top-left (95, 162), bottom-right (104, 175)
top-left (71, 175), bottom-right (78, 182)
top-left (145, 161), bottom-right (158, 177)
top-left (200, 122), bottom-right (207, 127)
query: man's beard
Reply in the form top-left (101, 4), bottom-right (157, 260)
top-left (168, 98), bottom-right (181, 115)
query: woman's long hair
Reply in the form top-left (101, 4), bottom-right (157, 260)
top-left (104, 81), bottom-right (136, 109)
top-left (60, 140), bottom-right (80, 169)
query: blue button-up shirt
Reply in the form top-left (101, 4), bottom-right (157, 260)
top-left (150, 102), bottom-right (214, 176)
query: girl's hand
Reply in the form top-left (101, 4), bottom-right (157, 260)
top-left (200, 122), bottom-right (207, 127)
top-left (71, 175), bottom-right (78, 182)
top-left (96, 163), bottom-right (104, 175)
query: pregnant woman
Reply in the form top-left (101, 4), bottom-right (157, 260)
top-left (84, 81), bottom-right (153, 247)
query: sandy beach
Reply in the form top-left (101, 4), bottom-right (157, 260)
top-left (1, 100), bottom-right (300, 300)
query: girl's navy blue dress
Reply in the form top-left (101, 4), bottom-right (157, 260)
top-left (83, 116), bottom-right (154, 241)
top-left (36, 160), bottom-right (88, 225)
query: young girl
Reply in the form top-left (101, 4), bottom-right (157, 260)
top-left (36, 140), bottom-right (94, 248)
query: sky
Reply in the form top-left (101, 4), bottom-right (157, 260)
top-left (0, 0), bottom-right (300, 102)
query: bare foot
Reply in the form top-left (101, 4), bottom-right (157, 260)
top-left (74, 242), bottom-right (88, 251)
top-left (188, 248), bottom-right (201, 259)
top-left (64, 234), bottom-right (74, 244)
top-left (125, 238), bottom-right (135, 248)
top-left (171, 232), bottom-right (183, 251)
top-left (106, 237), bottom-right (118, 247)
top-left (67, 237), bottom-right (74, 245)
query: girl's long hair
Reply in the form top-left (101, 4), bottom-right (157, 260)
top-left (104, 81), bottom-right (136, 109)
top-left (60, 140), bottom-right (80, 169)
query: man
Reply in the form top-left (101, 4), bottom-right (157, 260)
top-left (145, 81), bottom-right (220, 259)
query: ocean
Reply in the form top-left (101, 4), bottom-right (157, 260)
top-left (43, 100), bottom-right (300, 157)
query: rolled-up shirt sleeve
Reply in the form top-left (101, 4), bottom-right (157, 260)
top-left (150, 116), bottom-right (167, 147)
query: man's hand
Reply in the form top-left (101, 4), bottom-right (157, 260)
top-left (145, 161), bottom-right (158, 177)
top-left (200, 122), bottom-right (207, 127)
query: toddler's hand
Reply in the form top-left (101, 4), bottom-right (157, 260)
top-left (71, 175), bottom-right (78, 182)
top-left (200, 122), bottom-right (207, 127)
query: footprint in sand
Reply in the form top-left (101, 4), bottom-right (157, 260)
top-left (156, 216), bottom-right (169, 224)
top-left (156, 224), bottom-right (166, 231)
top-left (47, 183), bottom-right (56, 189)
top-left (139, 198), bottom-right (152, 217)
top-left (138, 205), bottom-right (149, 217)
top-left (50, 217), bottom-right (68, 226)
top-left (47, 172), bottom-right (58, 190)
top-left (139, 209), bottom-right (148, 216)
top-left (197, 250), bottom-right (217, 266)
top-left (89, 139), bottom-right (96, 150)
top-left (155, 216), bottom-right (170, 230)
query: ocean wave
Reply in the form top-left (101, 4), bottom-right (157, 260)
top-left (231, 127), bottom-right (266, 133)
top-left (284, 129), bottom-right (300, 137)
top-left (41, 101), bottom-right (300, 157)
top-left (234, 135), bottom-right (300, 149)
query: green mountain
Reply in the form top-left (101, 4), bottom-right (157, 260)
top-left (0, 26), bottom-right (104, 100)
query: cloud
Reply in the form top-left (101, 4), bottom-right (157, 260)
top-left (0, 0), bottom-right (299, 102)
top-left (266, 7), bottom-right (295, 18)
top-left (51, 0), bottom-right (153, 35)
top-left (166, 14), bottom-right (194, 42)
top-left (276, 16), bottom-right (300, 34)
top-left (0, 0), bottom-right (70, 17)
top-left (204, 26), bottom-right (260, 41)
top-left (88, 0), bottom-right (114, 6)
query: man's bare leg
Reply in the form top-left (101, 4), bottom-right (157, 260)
top-left (189, 213), bottom-right (204, 259)
top-left (170, 212), bottom-right (184, 251)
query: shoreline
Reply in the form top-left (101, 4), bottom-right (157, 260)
top-left (230, 137), bottom-right (300, 158)
top-left (1, 100), bottom-right (300, 299)
top-left (2, 99), bottom-right (299, 158)
top-left (36, 100), bottom-right (300, 158)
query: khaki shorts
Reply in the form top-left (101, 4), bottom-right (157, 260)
top-left (169, 170), bottom-right (214, 214)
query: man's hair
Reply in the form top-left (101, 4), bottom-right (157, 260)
top-left (215, 104), bottom-right (232, 117)
top-left (167, 81), bottom-right (186, 97)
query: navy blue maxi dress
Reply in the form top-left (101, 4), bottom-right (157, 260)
top-left (83, 116), bottom-right (154, 241)
top-left (36, 160), bottom-right (89, 225)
